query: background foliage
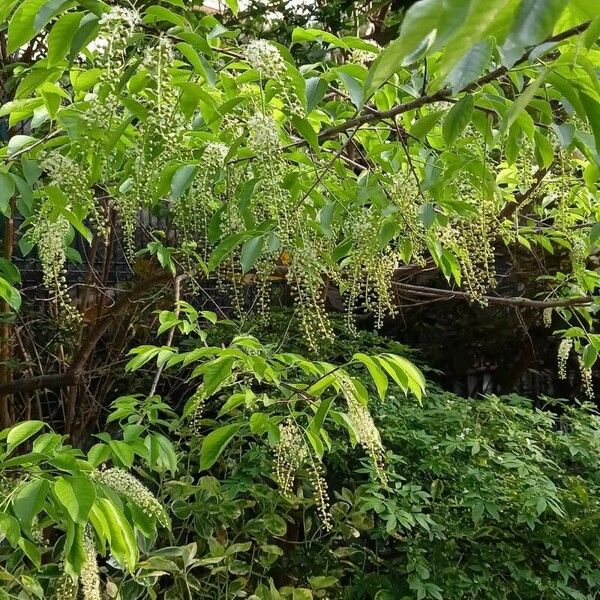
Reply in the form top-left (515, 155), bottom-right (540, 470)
top-left (0, 0), bottom-right (599, 598)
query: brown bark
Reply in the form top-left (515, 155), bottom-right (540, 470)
top-left (0, 270), bottom-right (174, 398)
top-left (0, 198), bottom-right (16, 427)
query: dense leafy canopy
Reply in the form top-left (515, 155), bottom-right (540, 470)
top-left (0, 0), bottom-right (599, 598)
top-left (0, 0), bottom-right (598, 360)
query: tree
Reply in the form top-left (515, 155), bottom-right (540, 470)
top-left (0, 0), bottom-right (598, 435)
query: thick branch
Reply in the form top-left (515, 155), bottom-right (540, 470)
top-left (394, 282), bottom-right (594, 308)
top-left (498, 165), bottom-right (552, 220)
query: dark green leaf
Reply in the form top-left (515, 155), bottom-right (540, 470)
top-left (240, 235), bottom-right (265, 274)
top-left (200, 424), bottom-right (241, 470)
top-left (506, 0), bottom-right (568, 49)
top-left (442, 96), bottom-right (474, 146)
top-left (12, 479), bottom-right (49, 531)
top-left (579, 93), bottom-right (600, 153)
top-left (170, 164), bottom-right (197, 200)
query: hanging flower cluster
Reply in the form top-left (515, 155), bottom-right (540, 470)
top-left (80, 527), bottom-right (101, 600)
top-left (174, 142), bottom-right (229, 253)
top-left (335, 372), bottom-right (387, 486)
top-left (274, 419), bottom-right (309, 496)
top-left (41, 152), bottom-right (108, 237)
top-left (95, 467), bottom-right (169, 527)
top-left (557, 338), bottom-right (572, 380)
top-left (244, 40), bottom-right (303, 116)
top-left (27, 204), bottom-right (81, 328)
top-left (350, 42), bottom-right (381, 67)
top-left (578, 356), bottom-right (594, 400)
top-left (245, 40), bottom-right (286, 80)
top-left (54, 571), bottom-right (78, 599)
top-left (440, 187), bottom-right (497, 305)
top-left (274, 419), bottom-right (332, 529)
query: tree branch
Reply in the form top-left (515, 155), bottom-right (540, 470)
top-left (498, 164), bottom-right (552, 220)
top-left (317, 22), bottom-right (590, 143)
top-left (394, 282), bottom-right (594, 308)
top-left (0, 270), bottom-right (174, 398)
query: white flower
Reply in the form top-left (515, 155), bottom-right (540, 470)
top-left (245, 40), bottom-right (286, 80)
top-left (95, 468), bottom-right (169, 527)
top-left (350, 43), bottom-right (381, 67)
top-left (98, 6), bottom-right (139, 26)
top-left (247, 113), bottom-right (280, 154)
top-left (80, 527), bottom-right (101, 600)
top-left (203, 142), bottom-right (229, 167)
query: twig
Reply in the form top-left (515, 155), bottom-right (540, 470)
top-left (148, 274), bottom-right (185, 397)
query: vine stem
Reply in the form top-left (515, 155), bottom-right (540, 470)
top-left (148, 274), bottom-right (185, 398)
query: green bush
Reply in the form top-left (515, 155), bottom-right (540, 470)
top-left (3, 318), bottom-right (600, 599)
top-left (121, 320), bottom-right (600, 599)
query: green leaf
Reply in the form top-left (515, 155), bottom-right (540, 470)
top-left (170, 164), bottom-right (197, 200)
top-left (0, 0), bottom-right (19, 24)
top-left (442, 96), bottom-right (474, 146)
top-left (0, 173), bottom-right (15, 215)
top-left (96, 498), bottom-right (138, 572)
top-left (8, 0), bottom-right (61, 53)
top-left (353, 353), bottom-right (388, 400)
top-left (47, 11), bottom-right (84, 67)
top-left (87, 443), bottom-right (111, 467)
top-left (439, 0), bottom-right (511, 80)
top-left (200, 423), bottom-right (241, 470)
top-left (54, 475), bottom-right (96, 524)
top-left (225, 0), bottom-right (238, 15)
top-left (207, 233), bottom-right (246, 272)
top-left (310, 576), bottom-right (338, 590)
top-left (419, 203), bottom-right (436, 228)
top-left (590, 222), bottom-right (600, 246)
top-left (500, 70), bottom-right (547, 134)
top-left (0, 277), bottom-right (21, 311)
top-left (63, 521), bottom-right (85, 576)
top-left (579, 93), bottom-right (600, 153)
top-left (33, 0), bottom-right (70, 30)
top-left (125, 346), bottom-right (161, 372)
top-left (364, 0), bottom-right (441, 97)
top-left (572, 0), bottom-right (600, 19)
top-left (305, 428), bottom-right (324, 458)
top-left (472, 500), bottom-right (485, 523)
top-left (583, 17), bottom-right (600, 49)
top-left (18, 537), bottom-right (41, 567)
top-left (410, 110), bottom-right (443, 139)
top-left (7, 135), bottom-right (37, 157)
top-left (447, 39), bottom-right (493, 92)
top-left (309, 396), bottom-right (334, 434)
top-left (176, 42), bottom-right (203, 73)
top-left (505, 0), bottom-right (569, 48)
top-left (263, 513), bottom-right (287, 536)
top-left (291, 115), bottom-right (319, 151)
top-left (144, 5), bottom-right (188, 28)
top-left (240, 235), bottom-right (265, 274)
top-left (12, 479), bottom-right (49, 531)
top-left (338, 70), bottom-right (364, 109)
top-left (534, 130), bottom-right (554, 168)
top-left (203, 356), bottom-right (235, 396)
top-left (108, 440), bottom-right (135, 468)
top-left (6, 420), bottom-right (45, 454)
top-left (583, 344), bottom-right (598, 369)
top-left (0, 512), bottom-right (20, 545)
top-left (305, 77), bottom-right (327, 113)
